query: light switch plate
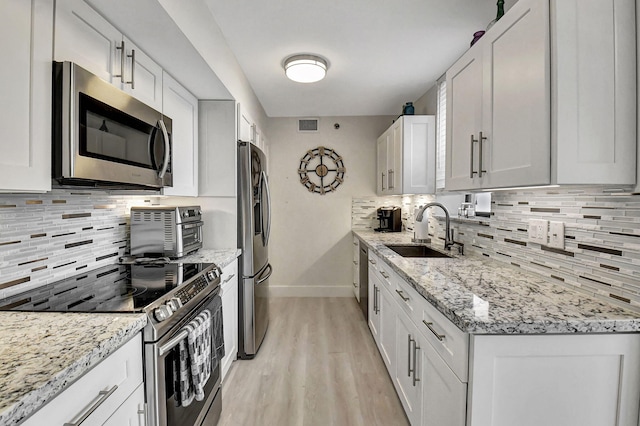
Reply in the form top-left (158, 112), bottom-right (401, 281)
top-left (528, 219), bottom-right (548, 244)
top-left (548, 221), bottom-right (565, 249)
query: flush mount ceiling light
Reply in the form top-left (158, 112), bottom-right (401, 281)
top-left (284, 54), bottom-right (328, 83)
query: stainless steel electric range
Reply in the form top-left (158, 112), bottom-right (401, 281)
top-left (0, 262), bottom-right (223, 426)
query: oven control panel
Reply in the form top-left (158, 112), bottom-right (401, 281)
top-left (153, 267), bottom-right (220, 323)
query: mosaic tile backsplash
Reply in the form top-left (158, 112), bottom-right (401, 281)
top-left (0, 190), bottom-right (153, 299)
top-left (353, 188), bottom-right (640, 312)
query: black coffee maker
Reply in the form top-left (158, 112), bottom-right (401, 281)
top-left (374, 207), bottom-right (402, 232)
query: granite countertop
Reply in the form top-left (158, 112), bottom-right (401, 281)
top-left (0, 313), bottom-right (147, 426)
top-left (173, 248), bottom-right (241, 269)
top-left (354, 230), bottom-right (640, 334)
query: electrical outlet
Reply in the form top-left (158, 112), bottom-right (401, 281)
top-left (548, 221), bottom-right (565, 249)
top-left (528, 219), bottom-right (548, 244)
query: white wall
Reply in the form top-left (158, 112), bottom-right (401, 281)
top-left (267, 116), bottom-right (393, 296)
top-left (157, 0), bottom-right (269, 132)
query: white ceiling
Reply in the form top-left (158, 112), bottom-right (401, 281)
top-left (203, 0), bottom-right (508, 117)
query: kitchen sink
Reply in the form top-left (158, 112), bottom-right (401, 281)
top-left (385, 244), bottom-right (451, 258)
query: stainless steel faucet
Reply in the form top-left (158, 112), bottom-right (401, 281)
top-left (415, 202), bottom-right (454, 251)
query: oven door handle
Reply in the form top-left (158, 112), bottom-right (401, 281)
top-left (158, 330), bottom-right (188, 357)
top-left (181, 221), bottom-right (203, 230)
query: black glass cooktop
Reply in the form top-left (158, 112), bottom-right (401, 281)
top-left (0, 263), bottom-right (214, 313)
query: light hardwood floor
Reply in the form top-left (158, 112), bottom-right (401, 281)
top-left (218, 297), bottom-right (409, 426)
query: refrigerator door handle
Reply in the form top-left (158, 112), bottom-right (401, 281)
top-left (256, 263), bottom-right (273, 285)
top-left (260, 171), bottom-right (272, 246)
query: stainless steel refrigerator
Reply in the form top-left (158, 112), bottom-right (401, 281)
top-left (237, 141), bottom-right (272, 359)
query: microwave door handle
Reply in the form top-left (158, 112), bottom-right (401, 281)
top-left (158, 119), bottom-right (170, 179)
top-left (261, 171), bottom-right (272, 246)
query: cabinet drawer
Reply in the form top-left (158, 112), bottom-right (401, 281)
top-left (368, 252), bottom-right (382, 280)
top-left (23, 335), bottom-right (143, 426)
top-left (392, 272), bottom-right (420, 320)
top-left (416, 296), bottom-right (469, 382)
top-left (103, 382), bottom-right (145, 426)
top-left (221, 261), bottom-right (238, 290)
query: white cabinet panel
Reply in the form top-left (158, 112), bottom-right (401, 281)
top-left (469, 334), bottom-right (640, 426)
top-left (394, 312), bottom-right (422, 426)
top-left (0, 0), bottom-right (52, 192)
top-left (553, 0), bottom-right (636, 184)
top-left (103, 383), bottom-right (146, 426)
top-left (221, 260), bottom-right (238, 381)
top-left (54, 0), bottom-right (122, 83)
top-left (378, 282), bottom-right (396, 371)
top-left (368, 268), bottom-right (381, 343)
top-left (352, 237), bottom-right (360, 301)
top-left (420, 336), bottom-right (466, 426)
top-left (162, 72), bottom-right (198, 197)
top-left (377, 116), bottom-right (436, 195)
top-left (198, 100), bottom-right (237, 197)
top-left (481, 0), bottom-right (550, 188)
top-left (123, 36), bottom-right (163, 111)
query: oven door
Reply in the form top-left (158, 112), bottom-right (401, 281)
top-left (176, 221), bottom-right (204, 257)
top-left (145, 290), bottom-right (222, 426)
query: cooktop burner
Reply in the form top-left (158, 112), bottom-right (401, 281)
top-left (0, 262), bottom-right (216, 313)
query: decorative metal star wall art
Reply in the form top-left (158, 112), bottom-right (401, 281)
top-left (297, 146), bottom-right (346, 195)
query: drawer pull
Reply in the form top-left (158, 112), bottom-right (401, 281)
top-left (353, 260), bottom-right (358, 265)
top-left (353, 241), bottom-right (358, 246)
top-left (369, 259), bottom-right (376, 265)
top-left (423, 320), bottom-right (445, 341)
top-left (380, 271), bottom-right (389, 279)
top-left (395, 289), bottom-right (410, 302)
top-left (64, 385), bottom-right (118, 426)
top-left (223, 273), bottom-right (236, 283)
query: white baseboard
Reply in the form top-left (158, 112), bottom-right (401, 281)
top-left (269, 285), bottom-right (354, 298)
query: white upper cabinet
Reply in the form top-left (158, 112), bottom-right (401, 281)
top-left (54, 0), bottom-right (121, 84)
top-left (55, 0), bottom-right (163, 111)
top-left (0, 0), bottom-right (53, 192)
top-left (199, 100), bottom-right (237, 197)
top-left (377, 116), bottom-right (436, 195)
top-left (552, 0), bottom-right (636, 185)
top-left (445, 0), bottom-right (636, 191)
top-left (122, 36), bottom-right (163, 112)
top-left (162, 72), bottom-right (198, 197)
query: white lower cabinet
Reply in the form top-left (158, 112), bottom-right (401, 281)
top-left (468, 334), bottom-right (640, 426)
top-left (103, 383), bottom-right (146, 426)
top-left (352, 236), bottom-right (360, 301)
top-left (394, 312), bottom-right (422, 426)
top-left (367, 253), bottom-right (640, 426)
top-left (23, 335), bottom-right (144, 426)
top-left (419, 334), bottom-right (466, 426)
top-left (220, 259), bottom-right (238, 381)
top-left (368, 264), bottom-right (381, 343)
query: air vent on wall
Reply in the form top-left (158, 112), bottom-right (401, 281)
top-left (298, 118), bottom-right (319, 132)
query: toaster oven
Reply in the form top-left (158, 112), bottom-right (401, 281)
top-left (130, 206), bottom-right (203, 258)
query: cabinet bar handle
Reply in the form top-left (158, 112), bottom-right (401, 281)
top-left (373, 285), bottom-right (377, 313)
top-left (222, 273), bottom-right (235, 283)
top-left (353, 281), bottom-right (357, 287)
top-left (369, 259), bottom-right (376, 265)
top-left (388, 169), bottom-right (394, 189)
top-left (470, 134), bottom-right (478, 178)
top-left (353, 260), bottom-right (358, 265)
top-left (63, 385), bottom-right (119, 426)
top-left (395, 289), bottom-right (410, 302)
top-left (353, 241), bottom-right (358, 246)
top-left (381, 172), bottom-right (386, 190)
top-left (380, 271), bottom-right (389, 279)
top-left (126, 49), bottom-right (136, 89)
top-left (374, 285), bottom-right (380, 314)
top-left (412, 343), bottom-right (420, 386)
top-left (478, 131), bottom-right (487, 177)
top-left (422, 320), bottom-right (445, 341)
top-left (114, 41), bottom-right (125, 83)
top-left (407, 334), bottom-right (414, 377)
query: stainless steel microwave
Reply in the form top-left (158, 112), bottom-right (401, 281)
top-left (52, 61), bottom-right (172, 189)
